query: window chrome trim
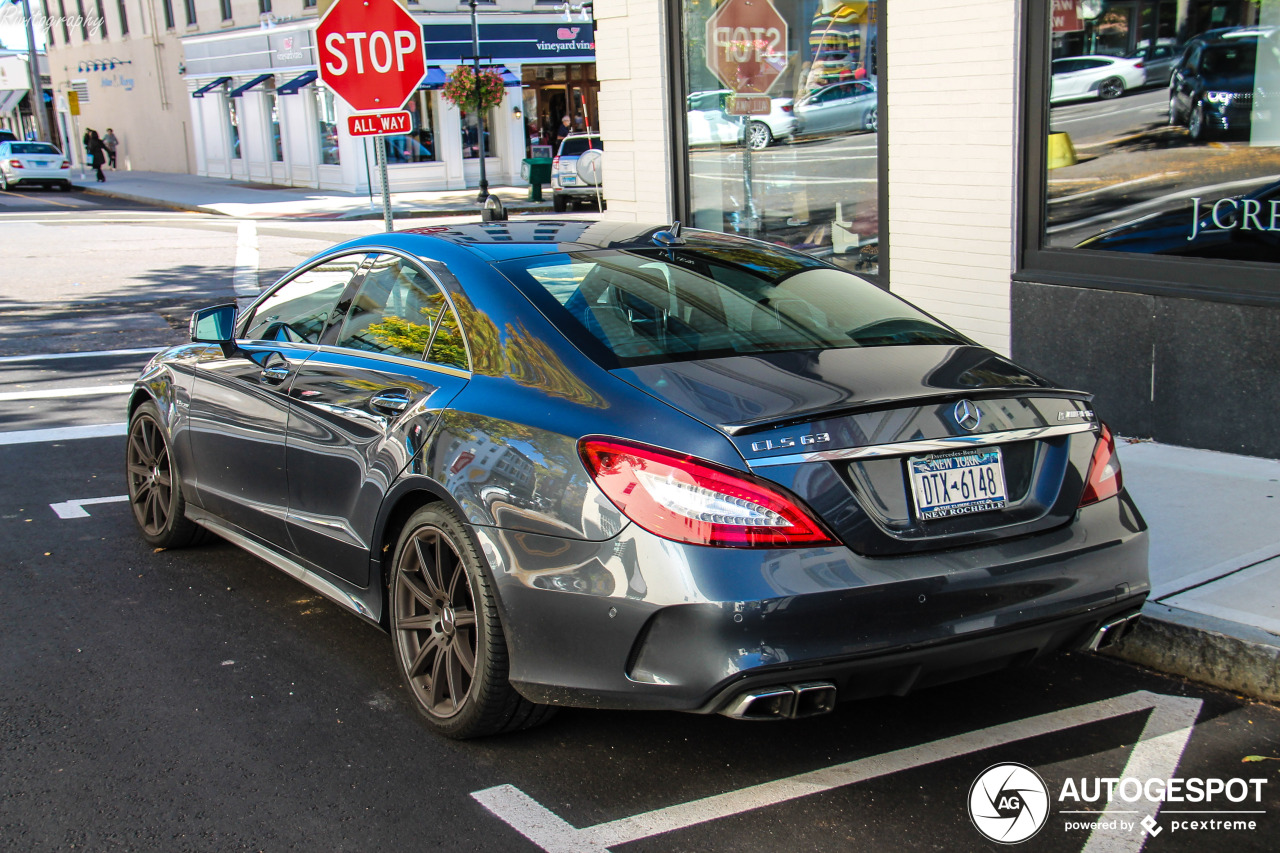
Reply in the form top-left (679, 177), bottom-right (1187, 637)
top-left (746, 422), bottom-right (1097, 468)
top-left (314, 345), bottom-right (472, 379)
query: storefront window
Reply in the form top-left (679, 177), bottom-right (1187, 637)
top-left (226, 94), bottom-right (241, 160)
top-left (680, 0), bottom-right (880, 276)
top-left (1041, 1), bottom-right (1280, 265)
top-left (389, 91), bottom-right (437, 163)
top-left (265, 86), bottom-right (282, 163)
top-left (315, 87), bottom-right (341, 166)
top-left (460, 107), bottom-right (495, 160)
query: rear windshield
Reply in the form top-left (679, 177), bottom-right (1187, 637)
top-left (558, 137), bottom-right (602, 157)
top-left (10, 143), bottom-right (60, 155)
top-left (498, 243), bottom-right (966, 368)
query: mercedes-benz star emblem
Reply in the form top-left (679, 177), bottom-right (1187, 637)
top-left (954, 399), bottom-right (982, 432)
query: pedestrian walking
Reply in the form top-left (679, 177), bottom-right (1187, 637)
top-left (82, 128), bottom-right (94, 162)
top-left (102, 128), bottom-right (118, 169)
top-left (86, 130), bottom-right (106, 183)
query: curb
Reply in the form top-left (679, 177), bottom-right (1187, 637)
top-left (1104, 602), bottom-right (1280, 701)
top-left (79, 185), bottom-right (212, 215)
top-left (80, 184), bottom-right (555, 220)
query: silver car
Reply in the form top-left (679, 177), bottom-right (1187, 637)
top-left (794, 81), bottom-right (878, 136)
top-left (550, 133), bottom-right (603, 213)
top-left (0, 141), bottom-right (72, 191)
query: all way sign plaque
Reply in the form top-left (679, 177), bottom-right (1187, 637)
top-left (348, 111), bottom-right (412, 137)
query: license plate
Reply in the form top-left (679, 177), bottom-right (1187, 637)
top-left (561, 175), bottom-right (577, 184)
top-left (908, 448), bottom-right (1008, 520)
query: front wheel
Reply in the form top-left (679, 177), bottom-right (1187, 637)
top-left (1168, 93), bottom-right (1181, 126)
top-left (864, 107), bottom-right (878, 133)
top-left (746, 121), bottom-right (773, 150)
top-left (1188, 101), bottom-right (1210, 141)
top-left (126, 401), bottom-right (209, 549)
top-left (1098, 77), bottom-right (1125, 100)
top-left (390, 504), bottom-right (554, 739)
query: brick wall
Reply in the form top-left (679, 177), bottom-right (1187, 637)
top-left (596, 0), bottom-right (677, 222)
top-left (886, 0), bottom-right (1019, 353)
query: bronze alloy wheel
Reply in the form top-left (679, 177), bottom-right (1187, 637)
top-left (393, 523), bottom-right (478, 720)
top-left (125, 401), bottom-right (207, 549)
top-left (389, 505), bottom-right (555, 738)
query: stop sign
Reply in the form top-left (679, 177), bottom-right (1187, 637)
top-left (318, 0), bottom-right (427, 112)
top-left (704, 0), bottom-right (789, 95)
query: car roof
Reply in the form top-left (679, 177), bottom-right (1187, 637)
top-left (325, 221), bottom-right (773, 263)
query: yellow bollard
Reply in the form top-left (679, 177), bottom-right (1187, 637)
top-left (1047, 132), bottom-right (1077, 169)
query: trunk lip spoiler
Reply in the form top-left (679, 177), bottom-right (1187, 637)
top-left (747, 421), bottom-right (1098, 469)
top-left (719, 389), bottom-right (1094, 437)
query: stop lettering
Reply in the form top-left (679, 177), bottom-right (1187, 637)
top-left (317, 0), bottom-right (427, 113)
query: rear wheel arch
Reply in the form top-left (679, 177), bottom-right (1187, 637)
top-left (372, 482), bottom-right (476, 613)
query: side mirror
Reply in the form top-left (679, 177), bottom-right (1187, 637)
top-left (190, 304), bottom-right (237, 343)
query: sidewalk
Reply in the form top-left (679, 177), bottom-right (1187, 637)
top-left (1107, 441), bottom-right (1280, 701)
top-left (69, 169), bottom-right (1280, 704)
top-left (76, 169), bottom-right (553, 220)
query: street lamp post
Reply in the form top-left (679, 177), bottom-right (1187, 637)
top-left (468, 0), bottom-right (489, 201)
top-left (21, 0), bottom-right (49, 142)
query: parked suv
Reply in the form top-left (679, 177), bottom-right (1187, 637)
top-left (1169, 28), bottom-right (1270, 140)
top-left (550, 133), bottom-right (603, 212)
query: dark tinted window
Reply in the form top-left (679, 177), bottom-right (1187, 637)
top-left (1201, 43), bottom-right (1256, 77)
top-left (499, 242), bottom-right (966, 368)
top-left (244, 254), bottom-right (365, 343)
top-left (558, 136), bottom-right (602, 156)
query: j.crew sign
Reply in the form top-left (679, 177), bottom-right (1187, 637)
top-left (1188, 196), bottom-right (1280, 240)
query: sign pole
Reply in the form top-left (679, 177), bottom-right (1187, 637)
top-left (375, 136), bottom-right (394, 232)
top-left (741, 117), bottom-right (757, 236)
top-left (469, 0), bottom-right (489, 201)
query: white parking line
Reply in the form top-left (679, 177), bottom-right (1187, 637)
top-left (0, 384), bottom-right (134, 402)
top-left (0, 423), bottom-right (126, 445)
top-left (472, 690), bottom-right (1202, 853)
top-left (1047, 174), bottom-right (1280, 235)
top-left (0, 346), bottom-right (164, 364)
top-left (50, 494), bottom-right (129, 519)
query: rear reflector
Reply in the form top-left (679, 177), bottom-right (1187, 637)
top-left (1080, 423), bottom-right (1123, 506)
top-left (579, 437), bottom-right (837, 548)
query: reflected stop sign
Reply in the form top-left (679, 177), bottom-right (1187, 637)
top-left (317, 0), bottom-right (427, 112)
top-left (704, 0), bottom-right (789, 95)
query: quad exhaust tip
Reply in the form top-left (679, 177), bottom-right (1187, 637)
top-left (720, 681), bottom-right (837, 720)
top-left (1087, 612), bottom-right (1141, 651)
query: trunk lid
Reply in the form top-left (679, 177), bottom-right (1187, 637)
top-left (613, 345), bottom-right (1102, 555)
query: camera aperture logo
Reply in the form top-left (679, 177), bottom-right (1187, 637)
top-left (969, 763), bottom-right (1050, 844)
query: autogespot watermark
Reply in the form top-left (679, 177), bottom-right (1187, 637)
top-left (0, 7), bottom-right (104, 36)
top-left (968, 765), bottom-right (1270, 843)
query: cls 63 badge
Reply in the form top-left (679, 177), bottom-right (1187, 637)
top-left (751, 433), bottom-right (830, 452)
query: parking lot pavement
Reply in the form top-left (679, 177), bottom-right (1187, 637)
top-left (3, 419), bottom-right (1279, 852)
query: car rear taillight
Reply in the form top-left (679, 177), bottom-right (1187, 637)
top-left (552, 155), bottom-right (560, 171)
top-left (1134, 61), bottom-right (1145, 68)
top-left (781, 104), bottom-right (793, 113)
top-left (1080, 423), bottom-right (1123, 506)
top-left (60, 161), bottom-right (70, 169)
top-left (579, 437), bottom-right (837, 548)
top-left (8, 159), bottom-right (22, 168)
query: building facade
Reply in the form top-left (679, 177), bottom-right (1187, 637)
top-left (596, 0), bottom-right (1280, 459)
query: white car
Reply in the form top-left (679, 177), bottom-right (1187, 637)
top-left (686, 90), bottom-right (797, 150)
top-left (550, 133), bottom-right (603, 213)
top-left (0, 141), bottom-right (72, 191)
top-left (1050, 55), bottom-right (1147, 103)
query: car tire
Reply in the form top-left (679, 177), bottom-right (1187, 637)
top-left (552, 194), bottom-right (567, 213)
top-left (864, 107), bottom-right (878, 133)
top-left (1098, 77), bottom-right (1125, 100)
top-left (60, 181), bottom-right (73, 192)
top-left (1188, 101), bottom-right (1210, 141)
top-left (389, 504), bottom-right (555, 739)
top-left (126, 401), bottom-right (211, 549)
top-left (1168, 93), bottom-right (1180, 126)
top-left (0, 172), bottom-right (9, 192)
top-left (746, 121), bottom-right (773, 150)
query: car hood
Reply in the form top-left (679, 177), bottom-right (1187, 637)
top-left (611, 344), bottom-right (1071, 435)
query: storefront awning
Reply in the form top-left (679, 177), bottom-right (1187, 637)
top-left (0, 89), bottom-right (25, 114)
top-left (191, 77), bottom-right (232, 99)
top-left (230, 74), bottom-right (274, 98)
top-left (495, 66), bottom-right (520, 87)
top-left (277, 70), bottom-right (318, 96)
top-left (419, 67), bottom-right (448, 90)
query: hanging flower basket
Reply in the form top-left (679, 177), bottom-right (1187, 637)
top-left (441, 66), bottom-right (507, 112)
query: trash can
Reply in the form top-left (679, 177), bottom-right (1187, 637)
top-left (521, 157), bottom-right (553, 201)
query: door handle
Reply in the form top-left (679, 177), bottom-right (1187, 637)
top-left (370, 391), bottom-right (411, 414)
top-left (261, 364), bottom-right (291, 383)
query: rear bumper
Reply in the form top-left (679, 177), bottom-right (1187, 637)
top-left (476, 491), bottom-right (1149, 713)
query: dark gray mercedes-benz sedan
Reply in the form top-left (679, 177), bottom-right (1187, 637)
top-left (126, 221), bottom-right (1148, 738)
